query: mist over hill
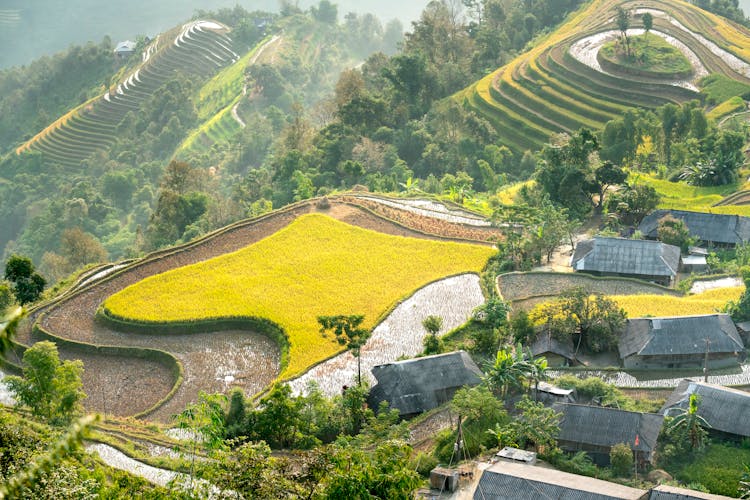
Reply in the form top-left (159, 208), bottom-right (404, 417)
top-left (0, 0), bottom-right (428, 69)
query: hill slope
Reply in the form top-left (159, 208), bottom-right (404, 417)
top-left (461, 0), bottom-right (750, 154)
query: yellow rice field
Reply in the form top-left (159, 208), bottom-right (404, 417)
top-left (612, 287), bottom-right (743, 317)
top-left (103, 214), bottom-right (495, 378)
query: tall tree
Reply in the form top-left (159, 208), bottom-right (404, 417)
top-left (4, 341), bottom-right (85, 425)
top-left (616, 6), bottom-right (631, 56)
top-left (4, 255), bottom-right (46, 305)
top-left (318, 315), bottom-right (371, 386)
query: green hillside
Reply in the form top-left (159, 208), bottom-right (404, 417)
top-left (461, 0), bottom-right (750, 154)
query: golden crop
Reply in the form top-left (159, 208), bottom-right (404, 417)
top-left (612, 287), bottom-right (743, 317)
top-left (104, 214), bottom-right (494, 378)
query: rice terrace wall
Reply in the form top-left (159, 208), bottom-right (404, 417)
top-left (11, 196), bottom-right (495, 421)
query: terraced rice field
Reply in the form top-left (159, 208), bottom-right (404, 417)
top-left (17, 20), bottom-right (239, 167)
top-left (634, 174), bottom-right (750, 215)
top-left (288, 273), bottom-right (485, 396)
top-left (612, 287), bottom-right (743, 317)
top-left (13, 197), bottom-right (494, 420)
top-left (103, 214), bottom-right (493, 379)
top-left (462, 0), bottom-right (750, 154)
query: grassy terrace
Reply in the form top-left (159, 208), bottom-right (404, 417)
top-left (102, 214), bottom-right (495, 379)
top-left (633, 174), bottom-right (750, 216)
top-left (462, 0), bottom-right (750, 153)
top-left (599, 34), bottom-right (693, 77)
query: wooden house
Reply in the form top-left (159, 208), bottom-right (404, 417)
top-left (619, 314), bottom-right (744, 369)
top-left (552, 403), bottom-right (664, 466)
top-left (368, 351), bottom-right (482, 418)
top-left (571, 237), bottom-right (680, 286)
top-left (639, 209), bottom-right (750, 247)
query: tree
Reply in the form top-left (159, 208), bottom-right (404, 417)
top-left (642, 12), bottom-right (653, 35)
top-left (657, 214), bottom-right (694, 252)
top-left (4, 255), bottom-right (46, 305)
top-left (318, 315), bottom-right (371, 386)
top-left (610, 442), bottom-right (633, 476)
top-left (4, 341), bottom-right (85, 424)
top-left (225, 388), bottom-right (247, 440)
top-left (486, 344), bottom-right (532, 397)
top-left (616, 6), bottom-right (631, 57)
top-left (593, 161), bottom-right (627, 209)
top-left (422, 315), bottom-right (444, 355)
top-left (497, 396), bottom-right (560, 454)
top-left (59, 228), bottom-right (108, 272)
top-left (311, 0), bottom-right (338, 24)
top-left (530, 288), bottom-right (626, 354)
top-left (604, 182), bottom-right (660, 226)
top-left (668, 393), bottom-right (709, 450)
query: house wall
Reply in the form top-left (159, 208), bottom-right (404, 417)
top-left (623, 352), bottom-right (739, 370)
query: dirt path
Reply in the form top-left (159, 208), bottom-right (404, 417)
top-left (230, 35), bottom-right (282, 129)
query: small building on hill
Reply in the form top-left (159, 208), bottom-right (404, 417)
top-left (529, 331), bottom-right (576, 367)
top-left (368, 351), bottom-right (482, 418)
top-left (114, 40), bottom-right (136, 58)
top-left (639, 209), bottom-right (750, 247)
top-left (552, 403), bottom-right (664, 466)
top-left (661, 380), bottom-right (750, 440)
top-left (619, 314), bottom-right (745, 369)
top-left (571, 237), bottom-right (680, 286)
top-left (472, 461), bottom-right (648, 499)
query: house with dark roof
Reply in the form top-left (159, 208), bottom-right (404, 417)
top-left (619, 314), bottom-right (745, 369)
top-left (472, 461), bottom-right (648, 499)
top-left (530, 331), bottom-right (576, 367)
top-left (649, 484), bottom-right (734, 500)
top-left (571, 237), bottom-right (681, 286)
top-left (368, 351), bottom-right (482, 418)
top-left (639, 209), bottom-right (750, 247)
top-left (552, 403), bottom-right (664, 465)
top-left (661, 380), bottom-right (750, 440)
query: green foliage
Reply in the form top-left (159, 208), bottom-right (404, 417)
top-left (669, 442), bottom-right (750, 497)
top-left (610, 442), bottom-right (633, 477)
top-left (225, 389), bottom-right (247, 440)
top-left (700, 73), bottom-right (750, 104)
top-left (4, 255), bottom-right (46, 305)
top-left (604, 182), bottom-right (660, 227)
top-left (422, 334), bottom-right (445, 355)
top-left (473, 296), bottom-right (509, 329)
top-left (657, 214), bottom-right (695, 252)
top-left (530, 287), bottom-right (626, 354)
top-left (422, 315), bottom-right (443, 335)
top-left (491, 396), bottom-right (560, 455)
top-left (600, 34), bottom-right (692, 75)
top-left (486, 343), bottom-right (532, 396)
top-left (668, 394), bottom-right (709, 451)
top-left (318, 314), bottom-right (371, 385)
top-left (0, 282), bottom-right (16, 316)
top-left (728, 266), bottom-right (750, 322)
top-left (4, 341), bottom-right (85, 425)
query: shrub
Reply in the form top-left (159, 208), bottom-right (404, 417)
top-left (610, 442), bottom-right (633, 477)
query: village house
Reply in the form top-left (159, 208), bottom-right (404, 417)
top-left (639, 209), bottom-right (750, 247)
top-left (571, 237), bottom-right (680, 286)
top-left (114, 40), bottom-right (136, 59)
top-left (552, 403), bottom-right (664, 466)
top-left (529, 331), bottom-right (576, 367)
top-left (368, 351), bottom-right (482, 418)
top-left (472, 461), bottom-right (649, 499)
top-left (661, 380), bottom-right (750, 440)
top-left (619, 314), bottom-right (745, 369)
top-left (649, 484), bottom-right (735, 499)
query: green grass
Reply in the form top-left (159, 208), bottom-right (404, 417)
top-left (700, 73), bottom-right (750, 104)
top-left (103, 214), bottom-right (495, 379)
top-left (670, 442), bottom-right (750, 496)
top-left (600, 34), bottom-right (692, 76)
top-left (708, 96), bottom-right (747, 121)
top-left (632, 174), bottom-right (750, 216)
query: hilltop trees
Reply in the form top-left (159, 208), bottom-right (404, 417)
top-left (4, 255), bottom-right (45, 305)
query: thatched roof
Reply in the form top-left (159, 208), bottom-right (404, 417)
top-left (661, 380), bottom-right (750, 437)
top-left (639, 209), bottom-right (750, 245)
top-left (553, 403), bottom-right (664, 453)
top-left (619, 314), bottom-right (744, 359)
top-left (473, 461), bottom-right (648, 499)
top-left (649, 484), bottom-right (734, 499)
top-left (369, 350), bottom-right (482, 416)
top-left (530, 331), bottom-right (575, 361)
top-left (572, 237), bottom-right (680, 278)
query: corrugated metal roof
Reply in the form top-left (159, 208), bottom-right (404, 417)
top-left (473, 461), bottom-right (648, 499)
top-left (639, 210), bottom-right (750, 245)
top-left (619, 314), bottom-right (744, 359)
top-left (530, 332), bottom-right (575, 360)
top-left (369, 351), bottom-right (482, 415)
top-left (553, 403), bottom-right (664, 453)
top-left (571, 237), bottom-right (680, 278)
top-left (649, 484), bottom-right (734, 499)
top-left (661, 380), bottom-right (750, 437)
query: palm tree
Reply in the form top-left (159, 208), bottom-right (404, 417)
top-left (527, 353), bottom-right (549, 401)
top-left (486, 344), bottom-right (532, 397)
top-left (669, 394), bottom-right (710, 450)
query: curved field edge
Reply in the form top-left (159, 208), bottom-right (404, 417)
top-left (31, 321), bottom-right (184, 419)
top-left (101, 213), bottom-right (495, 378)
top-left (95, 312), bottom-right (290, 373)
top-left (18, 196), bottom-right (494, 418)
